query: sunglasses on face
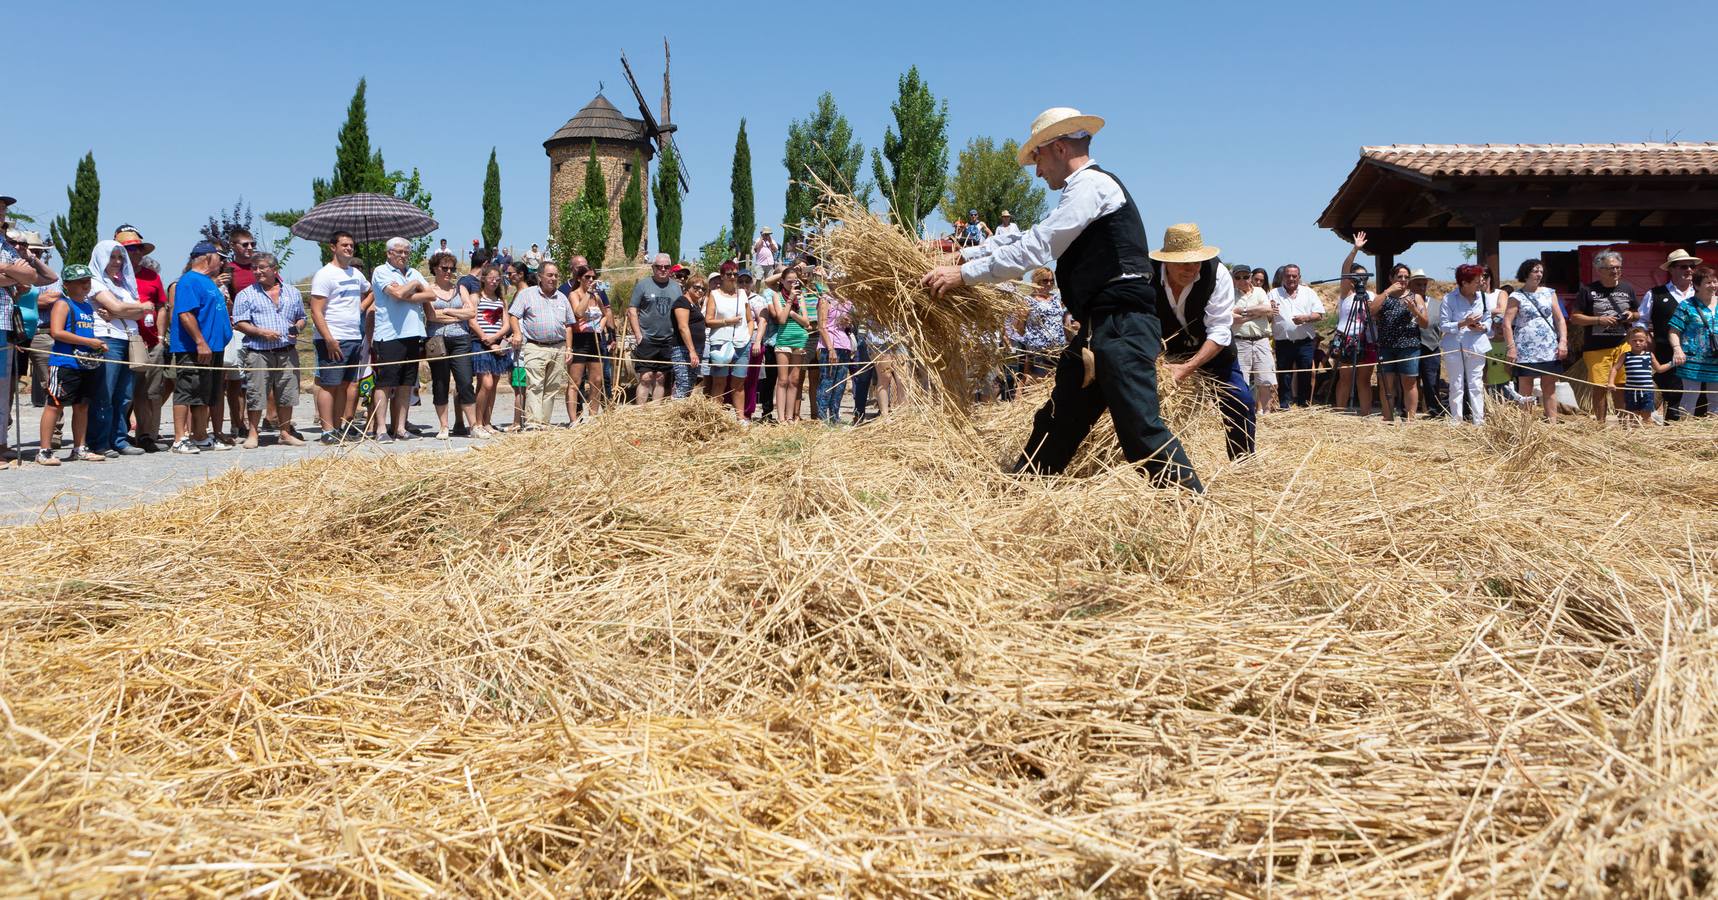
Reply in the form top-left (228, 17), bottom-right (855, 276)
top-left (235, 241), bottom-right (257, 249)
top-left (435, 265), bottom-right (455, 272)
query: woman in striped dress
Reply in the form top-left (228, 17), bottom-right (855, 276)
top-left (468, 265), bottom-right (512, 437)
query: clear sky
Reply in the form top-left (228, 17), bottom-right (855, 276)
top-left (5, 0), bottom-right (1705, 284)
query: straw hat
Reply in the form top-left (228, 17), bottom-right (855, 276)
top-left (1016, 107), bottom-right (1105, 166)
top-left (113, 225), bottom-right (156, 255)
top-left (761, 226), bottom-right (772, 235)
top-left (1148, 223), bottom-right (1220, 263)
top-left (1407, 268), bottom-right (1432, 283)
top-left (1660, 248), bottom-right (1700, 270)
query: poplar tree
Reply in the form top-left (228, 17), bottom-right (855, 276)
top-left (871, 67), bottom-right (950, 233)
top-left (783, 93), bottom-right (865, 233)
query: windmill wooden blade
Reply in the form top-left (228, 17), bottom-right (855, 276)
top-left (620, 49), bottom-right (691, 194)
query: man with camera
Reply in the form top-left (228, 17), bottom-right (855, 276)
top-left (0, 195), bottom-right (61, 463)
top-left (923, 107), bottom-right (1202, 492)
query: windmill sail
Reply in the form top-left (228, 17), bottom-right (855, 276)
top-left (621, 48), bottom-right (690, 194)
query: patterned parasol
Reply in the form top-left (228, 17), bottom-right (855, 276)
top-left (290, 193), bottom-right (437, 243)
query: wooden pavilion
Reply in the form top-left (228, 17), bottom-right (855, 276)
top-left (1317, 143), bottom-right (1718, 280)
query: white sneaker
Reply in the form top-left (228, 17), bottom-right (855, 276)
top-left (170, 439), bottom-right (201, 455)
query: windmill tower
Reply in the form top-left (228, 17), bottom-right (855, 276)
top-left (542, 42), bottom-right (689, 267)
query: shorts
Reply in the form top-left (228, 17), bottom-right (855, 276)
top-left (473, 346), bottom-right (513, 376)
top-left (222, 340), bottom-right (245, 382)
top-left (1377, 345), bottom-right (1421, 377)
top-left (373, 338), bottom-right (425, 389)
top-left (570, 331), bottom-right (600, 360)
top-left (1513, 358), bottom-right (1563, 378)
top-left (240, 347), bottom-right (301, 411)
top-left (1235, 337), bottom-right (1277, 385)
top-left (172, 351), bottom-right (223, 407)
top-left (701, 340), bottom-right (752, 378)
top-left (315, 339), bottom-right (365, 386)
top-left (46, 364), bottom-right (97, 406)
top-left (633, 340), bottom-right (673, 376)
top-left (1582, 343), bottom-right (1627, 388)
top-left (1624, 389), bottom-right (1656, 412)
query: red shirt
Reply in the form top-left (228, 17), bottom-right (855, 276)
top-left (230, 259), bottom-right (257, 297)
top-left (134, 267), bottom-right (168, 347)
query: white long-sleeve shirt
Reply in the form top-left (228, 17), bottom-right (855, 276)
top-left (1640, 281), bottom-right (1694, 338)
top-left (1162, 263), bottom-right (1235, 347)
top-left (1439, 290), bottom-right (1493, 354)
top-left (959, 161), bottom-right (1127, 285)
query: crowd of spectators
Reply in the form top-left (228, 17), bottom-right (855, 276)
top-left (3, 195), bottom-right (1715, 469)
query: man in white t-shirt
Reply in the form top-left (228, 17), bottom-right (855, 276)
top-left (993, 210), bottom-right (1021, 240)
top-left (370, 237), bottom-right (436, 441)
top-left (1269, 263), bottom-right (1324, 408)
top-left (308, 230), bottom-right (372, 442)
top-left (523, 243), bottom-right (543, 272)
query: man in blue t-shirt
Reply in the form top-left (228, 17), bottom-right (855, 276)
top-left (168, 242), bottom-right (236, 454)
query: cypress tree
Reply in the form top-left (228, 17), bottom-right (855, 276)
top-left (653, 143), bottom-right (683, 263)
top-left (730, 119), bottom-right (754, 263)
top-left (619, 151), bottom-right (646, 261)
top-left (576, 141), bottom-right (610, 273)
top-left (50, 152), bottom-right (100, 266)
top-left (481, 148), bottom-right (502, 250)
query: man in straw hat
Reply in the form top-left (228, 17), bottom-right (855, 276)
top-left (1641, 248), bottom-right (1702, 420)
top-left (994, 211), bottom-right (1020, 240)
top-left (1149, 223), bottom-right (1254, 459)
top-left (924, 107), bottom-right (1202, 492)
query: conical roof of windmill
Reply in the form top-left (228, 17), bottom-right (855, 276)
top-left (544, 94), bottom-right (653, 153)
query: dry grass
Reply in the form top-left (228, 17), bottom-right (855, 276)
top-left (2, 387), bottom-right (1716, 896)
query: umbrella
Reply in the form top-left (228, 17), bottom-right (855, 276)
top-left (290, 193), bottom-right (437, 243)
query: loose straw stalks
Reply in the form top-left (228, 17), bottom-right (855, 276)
top-left (2, 384), bottom-right (1716, 896)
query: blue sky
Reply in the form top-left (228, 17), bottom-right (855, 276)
top-left (6, 0), bottom-right (1703, 283)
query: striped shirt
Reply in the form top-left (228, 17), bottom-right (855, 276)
top-left (476, 294), bottom-right (507, 340)
top-left (1622, 350), bottom-right (1656, 389)
top-left (232, 282), bottom-right (306, 350)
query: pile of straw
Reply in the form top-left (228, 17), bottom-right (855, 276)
top-left (3, 393), bottom-right (1716, 895)
top-left (814, 191), bottom-right (1020, 407)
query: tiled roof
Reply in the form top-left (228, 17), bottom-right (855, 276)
top-left (1359, 143), bottom-right (1718, 178)
top-left (544, 94), bottom-right (650, 149)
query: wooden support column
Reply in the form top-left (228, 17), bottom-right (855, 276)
top-left (1476, 222), bottom-right (1501, 280)
top-left (1374, 250), bottom-right (1395, 290)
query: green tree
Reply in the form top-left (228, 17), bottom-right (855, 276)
top-left (941, 137), bottom-right (1047, 233)
top-left (262, 209), bottom-right (302, 266)
top-left (554, 201), bottom-right (609, 278)
top-left (573, 141), bottom-right (611, 273)
top-left (654, 143), bottom-right (683, 262)
top-left (783, 93), bottom-right (866, 233)
top-left (870, 67), bottom-right (950, 234)
top-left (730, 119), bottom-right (754, 261)
top-left (481, 148), bottom-right (502, 250)
top-left (49, 152), bottom-right (100, 266)
top-left (619, 150), bottom-right (646, 261)
top-left (275, 80), bottom-right (434, 270)
top-left (697, 226), bottom-right (733, 275)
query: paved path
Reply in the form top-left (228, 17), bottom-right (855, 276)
top-left (0, 392), bottom-right (527, 525)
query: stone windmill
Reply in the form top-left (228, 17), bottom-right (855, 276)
top-left (543, 41), bottom-right (688, 267)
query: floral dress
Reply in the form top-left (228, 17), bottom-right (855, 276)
top-left (1509, 287), bottom-right (1560, 364)
top-left (1017, 293), bottom-right (1067, 353)
top-left (1669, 299), bottom-right (1718, 383)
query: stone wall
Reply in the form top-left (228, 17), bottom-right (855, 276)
top-left (547, 141), bottom-right (652, 270)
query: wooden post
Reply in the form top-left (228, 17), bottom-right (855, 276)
top-left (1374, 250), bottom-right (1395, 291)
top-left (1476, 223), bottom-right (1501, 281)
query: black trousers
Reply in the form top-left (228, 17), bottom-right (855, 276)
top-left (1016, 306), bottom-right (1202, 492)
top-left (1653, 343), bottom-right (1683, 419)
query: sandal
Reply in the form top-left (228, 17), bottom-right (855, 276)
top-left (37, 454), bottom-right (61, 467)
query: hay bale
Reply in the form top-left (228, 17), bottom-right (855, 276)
top-left (2, 399), bottom-right (1716, 895)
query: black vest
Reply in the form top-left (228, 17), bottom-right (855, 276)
top-left (1152, 258), bottom-right (1237, 372)
top-left (1646, 284), bottom-right (1684, 349)
top-left (1056, 165), bottom-right (1155, 320)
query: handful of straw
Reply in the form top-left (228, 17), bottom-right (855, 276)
top-left (812, 188), bottom-right (1021, 409)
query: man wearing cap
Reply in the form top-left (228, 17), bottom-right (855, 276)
top-left (0, 195), bottom-right (61, 462)
top-left (923, 108), bottom-right (1202, 491)
top-left (960, 210), bottom-right (991, 248)
top-left (1642, 249), bottom-right (1701, 420)
top-left (1148, 224), bottom-right (1254, 459)
top-left (112, 226), bottom-right (169, 451)
top-left (1228, 263), bottom-right (1278, 414)
top-left (168, 242), bottom-right (235, 454)
top-left (994, 211), bottom-right (1021, 241)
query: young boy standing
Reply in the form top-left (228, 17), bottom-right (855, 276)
top-left (38, 264), bottom-right (108, 466)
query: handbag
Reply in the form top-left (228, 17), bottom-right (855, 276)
top-left (6, 304), bottom-right (23, 346)
top-left (707, 339), bottom-right (737, 366)
top-left (425, 336), bottom-right (447, 360)
top-left (510, 360), bottom-right (528, 389)
top-left (127, 334), bottom-right (150, 372)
